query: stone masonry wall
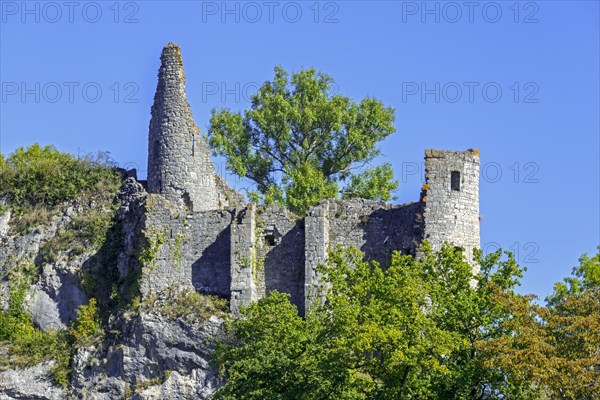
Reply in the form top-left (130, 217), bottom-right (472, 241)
top-left (326, 199), bottom-right (423, 262)
top-left (304, 201), bottom-right (330, 312)
top-left (230, 205), bottom-right (257, 313)
top-left (422, 149), bottom-right (480, 270)
top-left (141, 147), bottom-right (480, 314)
top-left (230, 205), bottom-right (305, 315)
top-left (255, 205), bottom-right (305, 315)
top-left (140, 195), bottom-right (236, 297)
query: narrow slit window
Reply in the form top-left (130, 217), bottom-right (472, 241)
top-left (451, 171), bottom-right (461, 191)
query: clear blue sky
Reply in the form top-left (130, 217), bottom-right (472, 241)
top-left (1, 0), bottom-right (598, 299)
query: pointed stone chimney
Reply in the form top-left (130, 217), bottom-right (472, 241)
top-left (147, 43), bottom-right (239, 212)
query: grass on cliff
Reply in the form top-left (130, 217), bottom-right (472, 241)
top-left (0, 144), bottom-right (123, 233)
top-left (142, 286), bottom-right (228, 322)
top-left (39, 207), bottom-right (118, 264)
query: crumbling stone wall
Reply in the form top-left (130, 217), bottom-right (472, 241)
top-left (230, 205), bottom-right (257, 313)
top-left (304, 201), bottom-right (330, 312)
top-left (326, 199), bottom-right (423, 262)
top-left (230, 205), bottom-right (305, 315)
top-left (255, 205), bottom-right (305, 314)
top-left (422, 149), bottom-right (480, 270)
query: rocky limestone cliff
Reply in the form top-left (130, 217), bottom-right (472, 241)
top-left (0, 176), bottom-right (225, 399)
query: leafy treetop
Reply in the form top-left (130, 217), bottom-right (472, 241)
top-left (207, 66), bottom-right (398, 214)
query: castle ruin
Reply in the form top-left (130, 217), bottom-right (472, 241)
top-left (143, 44), bottom-right (481, 316)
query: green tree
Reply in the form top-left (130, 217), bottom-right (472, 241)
top-left (547, 246), bottom-right (600, 307)
top-left (0, 152), bottom-right (6, 172)
top-left (480, 247), bottom-right (600, 400)
top-left (207, 66), bottom-right (397, 214)
top-left (212, 243), bottom-right (540, 399)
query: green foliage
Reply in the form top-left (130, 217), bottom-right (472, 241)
top-left (171, 224), bottom-right (187, 270)
top-left (139, 227), bottom-right (168, 271)
top-left (0, 321), bottom-right (71, 386)
top-left (69, 298), bottom-right (102, 347)
top-left (0, 144), bottom-right (122, 232)
top-left (0, 144), bottom-right (141, 387)
top-left (212, 243), bottom-right (558, 399)
top-left (284, 162), bottom-right (339, 214)
top-left (207, 66), bottom-right (397, 214)
top-left (82, 216), bottom-right (142, 321)
top-left (212, 292), bottom-right (311, 400)
top-left (342, 163), bottom-right (398, 202)
top-left (0, 144), bottom-right (121, 209)
top-left (0, 262), bottom-right (35, 340)
top-left (7, 264), bottom-right (36, 319)
top-left (480, 247), bottom-right (600, 400)
top-left (251, 253), bottom-right (266, 286)
top-left (546, 245), bottom-right (600, 306)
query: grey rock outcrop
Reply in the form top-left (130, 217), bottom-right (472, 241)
top-left (0, 204), bottom-right (84, 328)
top-left (70, 311), bottom-right (222, 399)
top-left (131, 369), bottom-right (216, 400)
top-left (0, 361), bottom-right (67, 400)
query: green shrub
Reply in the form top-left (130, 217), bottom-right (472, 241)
top-left (0, 144), bottom-right (123, 232)
top-left (0, 142), bottom-right (125, 385)
top-left (0, 297), bottom-right (105, 387)
top-left (81, 216), bottom-right (142, 321)
top-left (0, 144), bottom-right (121, 208)
top-left (0, 321), bottom-right (70, 385)
top-left (69, 298), bottom-right (102, 347)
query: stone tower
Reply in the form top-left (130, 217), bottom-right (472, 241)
top-left (147, 43), bottom-right (234, 211)
top-left (421, 149), bottom-right (480, 270)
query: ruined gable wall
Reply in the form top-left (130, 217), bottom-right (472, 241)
top-left (230, 205), bottom-right (305, 315)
